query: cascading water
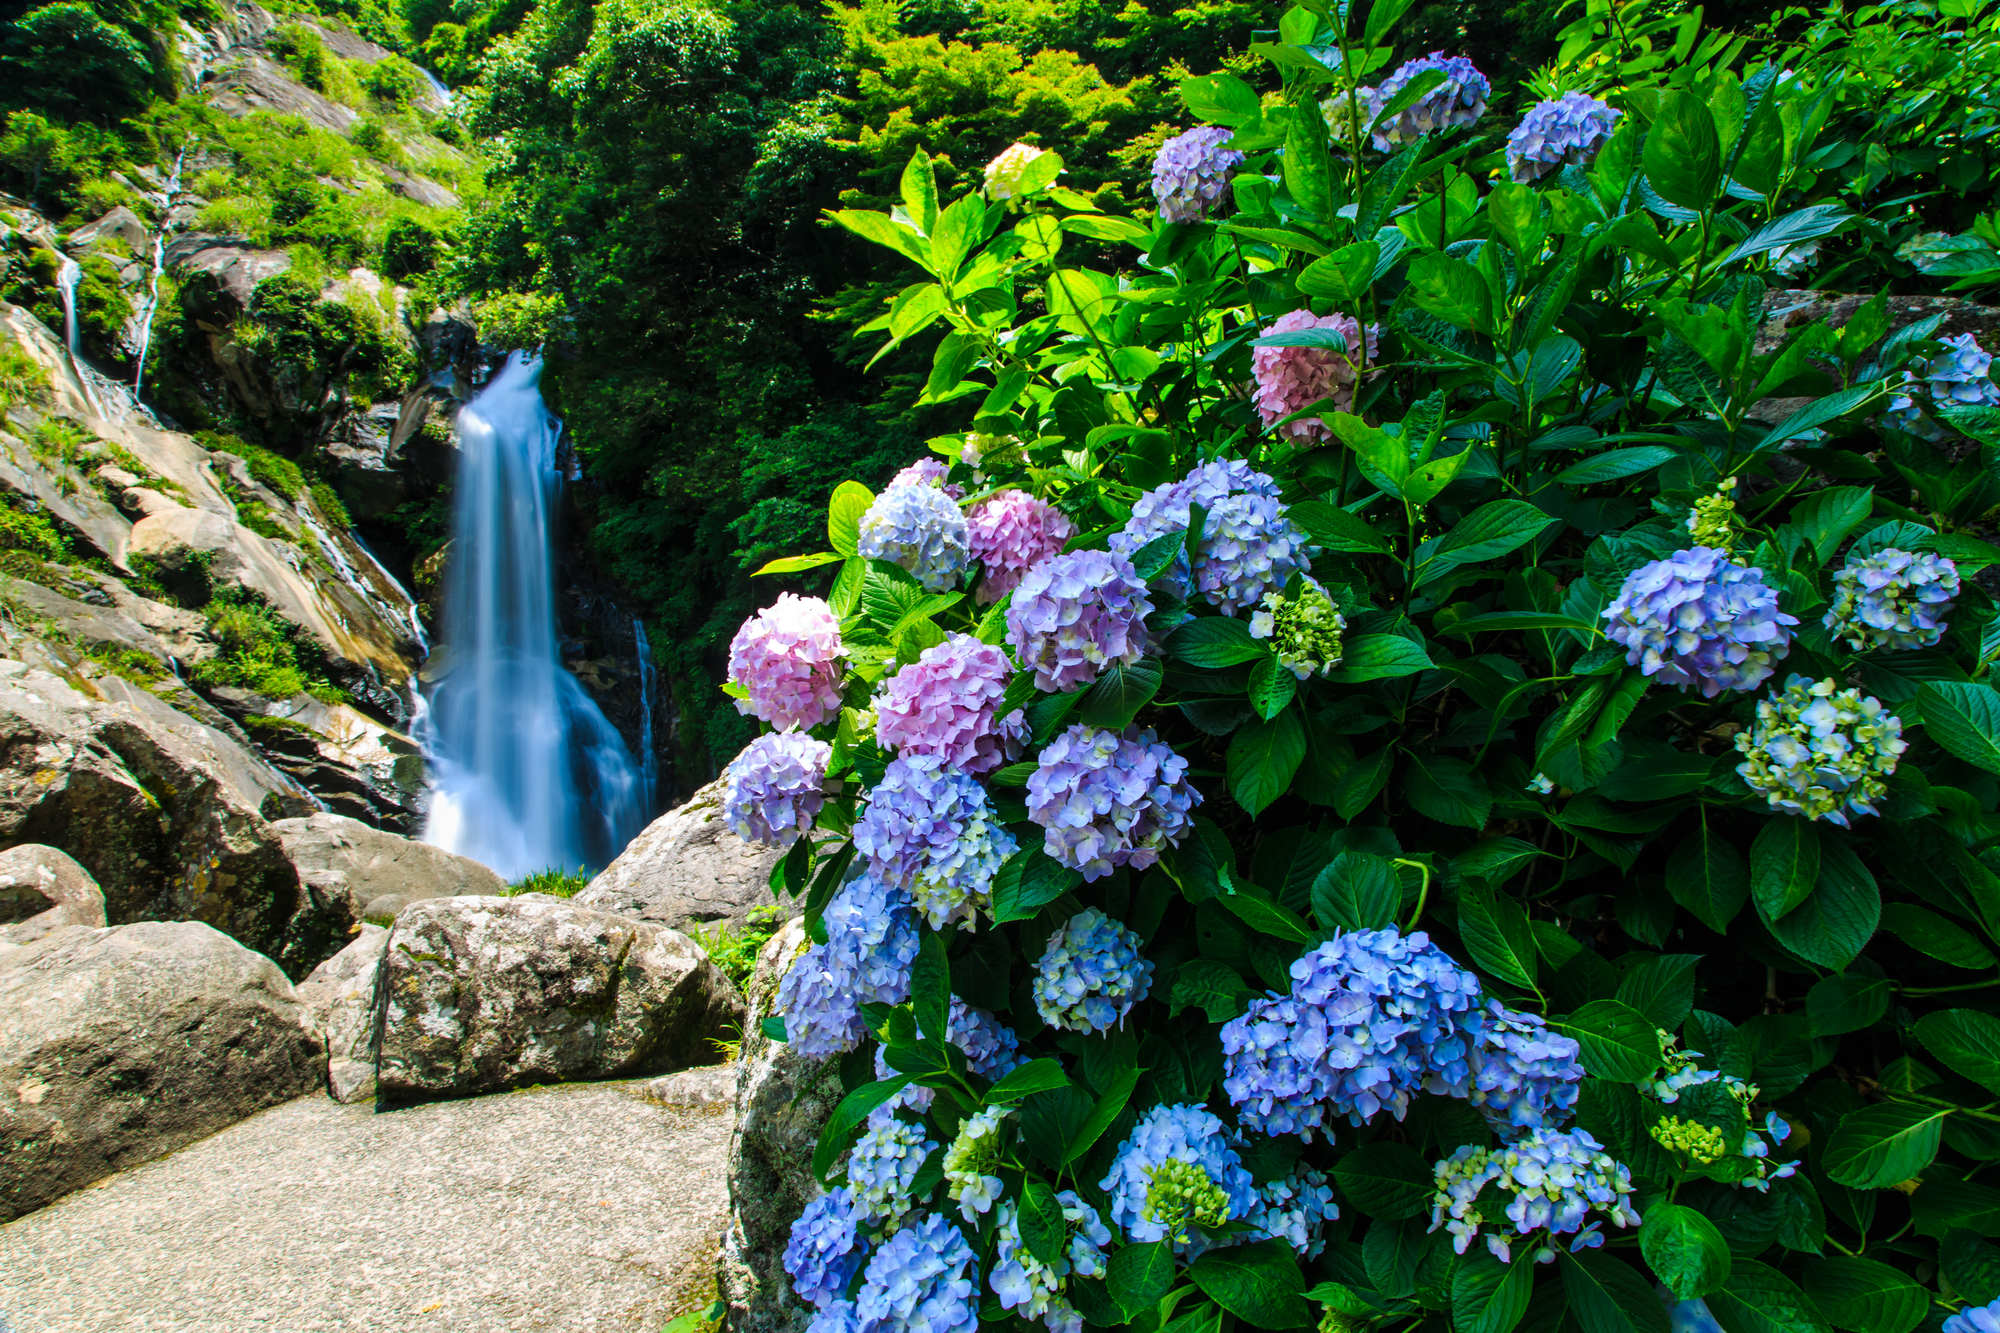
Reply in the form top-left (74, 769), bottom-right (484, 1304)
top-left (633, 618), bottom-right (658, 813)
top-left (56, 258), bottom-right (81, 359)
top-left (419, 352), bottom-right (646, 880)
top-left (132, 149), bottom-right (185, 401)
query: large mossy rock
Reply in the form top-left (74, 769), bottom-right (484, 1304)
top-left (576, 769), bottom-right (782, 929)
top-left (0, 919), bottom-right (319, 1221)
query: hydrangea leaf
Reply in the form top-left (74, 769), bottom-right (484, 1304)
top-left (1750, 817), bottom-right (1821, 923)
top-left (1109, 1241), bottom-right (1175, 1319)
top-left (1332, 1140), bottom-right (1432, 1221)
top-left (1311, 850), bottom-right (1401, 932)
top-left (1615, 954), bottom-right (1700, 1032)
top-left (1560, 1249), bottom-right (1670, 1333)
top-left (1942, 1230), bottom-right (2000, 1305)
top-left (1822, 1102), bottom-right (1947, 1188)
top-left (1913, 1010), bottom-right (2000, 1097)
top-left (1458, 878), bottom-right (1537, 991)
top-left (1555, 999), bottom-right (1659, 1081)
top-left (1452, 1249), bottom-right (1535, 1333)
top-left (986, 1058), bottom-right (1069, 1104)
top-left (827, 480), bottom-right (874, 556)
top-left (1917, 682), bottom-right (2000, 775)
top-left (1227, 707), bottom-right (1306, 817)
top-left (1170, 957), bottom-right (1255, 1022)
top-left (1806, 975), bottom-right (1891, 1038)
top-left (1703, 1259), bottom-right (1833, 1333)
top-left (1187, 1239), bottom-right (1310, 1329)
top-left (1762, 837), bottom-right (1878, 972)
top-left (1641, 1203), bottom-right (1733, 1300)
top-left (811, 1076), bottom-right (912, 1184)
top-left (1666, 826), bottom-right (1750, 933)
top-left (1799, 1257), bottom-right (1927, 1333)
top-left (1882, 903), bottom-right (1997, 970)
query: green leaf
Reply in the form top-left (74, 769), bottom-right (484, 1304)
top-left (1556, 999), bottom-right (1661, 1081)
top-left (1228, 707), bottom-right (1306, 817)
top-left (812, 1076), bottom-right (912, 1182)
top-left (991, 848), bottom-right (1085, 924)
top-left (1823, 1102), bottom-right (1948, 1188)
top-left (1439, 611), bottom-right (1601, 638)
top-left (1943, 1230), bottom-right (2000, 1305)
top-left (753, 551), bottom-right (844, 576)
top-left (1667, 827), bottom-right (1750, 933)
top-left (1643, 90), bottom-right (1722, 210)
top-left (1180, 72), bottom-right (1262, 128)
top-left (1791, 486), bottom-right (1875, 562)
top-left (1108, 1241), bottom-right (1174, 1319)
top-left (1404, 752), bottom-right (1493, 829)
top-left (1334, 747), bottom-right (1396, 819)
top-left (1130, 528), bottom-right (1187, 581)
top-left (1453, 1248), bottom-right (1535, 1333)
top-left (1432, 501), bottom-right (1558, 567)
top-left (1287, 500), bottom-right (1393, 554)
top-left (899, 148), bottom-right (939, 235)
top-left (760, 1014), bottom-right (787, 1042)
top-left (1332, 1140), bottom-right (1434, 1221)
top-left (1407, 251), bottom-right (1491, 331)
top-left (1801, 1257), bottom-right (1927, 1333)
top-left (1554, 447), bottom-right (1679, 486)
top-left (1171, 958), bottom-right (1255, 1022)
top-left (987, 1057), bottom-right (1071, 1103)
top-left (1561, 1249), bottom-right (1670, 1333)
top-left (828, 209), bottom-right (935, 271)
top-left (1326, 634), bottom-right (1434, 683)
top-left (1297, 240), bottom-right (1381, 302)
top-left (1363, 0), bottom-right (1419, 43)
top-left (1065, 1065), bottom-right (1141, 1165)
top-left (1248, 654), bottom-right (1298, 721)
top-left (1705, 1260), bottom-right (1832, 1333)
top-left (1216, 883), bottom-right (1313, 943)
top-left (912, 930), bottom-right (950, 1049)
top-left (1641, 1203), bottom-right (1733, 1300)
top-left (1915, 1009), bottom-right (2000, 1097)
top-left (1458, 879), bottom-right (1538, 991)
top-left (1187, 1240), bottom-right (1310, 1329)
top-left (1013, 1180), bottom-right (1066, 1271)
top-left (828, 481), bottom-right (874, 556)
top-left (1751, 817), bottom-right (1820, 921)
top-left (1755, 386), bottom-right (1886, 452)
top-left (1881, 903), bottom-right (1997, 970)
top-left (1169, 616), bottom-right (1267, 667)
top-left (1919, 683), bottom-right (2000, 774)
top-left (1806, 975), bottom-right (1891, 1038)
top-left (1764, 836), bottom-right (1879, 972)
top-left (1725, 204), bottom-right (1852, 267)
top-left (1079, 660), bottom-right (1164, 729)
top-left (1617, 954), bottom-right (1701, 1032)
top-left (1311, 851), bottom-right (1402, 932)
top-left (1284, 102), bottom-right (1336, 222)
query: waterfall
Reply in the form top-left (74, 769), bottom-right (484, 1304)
top-left (56, 257), bottom-right (81, 358)
top-left (132, 149), bottom-right (185, 401)
top-left (633, 617), bottom-right (658, 813)
top-left (418, 352), bottom-right (644, 880)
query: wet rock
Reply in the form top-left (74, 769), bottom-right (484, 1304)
top-left (0, 918), bottom-right (320, 1221)
top-left (576, 770), bottom-right (780, 930)
top-left (269, 811), bottom-right (502, 924)
top-left (375, 895), bottom-right (745, 1102)
top-left (0, 844), bottom-right (106, 947)
top-left (294, 921), bottom-right (388, 1104)
top-left (718, 919), bottom-right (832, 1333)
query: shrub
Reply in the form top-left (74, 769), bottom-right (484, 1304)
top-left (309, 481), bottom-right (350, 527)
top-left (732, 6), bottom-right (2000, 1331)
top-left (194, 590), bottom-right (342, 702)
top-left (197, 432), bottom-right (308, 501)
top-left (380, 215), bottom-right (437, 277)
top-left (688, 904), bottom-right (787, 993)
top-left (0, 497), bottom-right (68, 562)
top-left (360, 54), bottom-right (424, 108)
top-left (503, 866), bottom-right (591, 898)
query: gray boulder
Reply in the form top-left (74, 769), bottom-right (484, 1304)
top-left (718, 919), bottom-right (839, 1333)
top-left (577, 771), bottom-right (782, 929)
top-left (375, 895), bottom-right (745, 1101)
top-left (0, 844), bottom-right (106, 947)
top-left (0, 919), bottom-right (320, 1220)
top-left (294, 922), bottom-right (388, 1104)
top-left (269, 812), bottom-right (504, 924)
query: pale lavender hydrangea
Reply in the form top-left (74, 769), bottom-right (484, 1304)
top-left (1025, 724), bottom-right (1200, 880)
top-left (1111, 458), bottom-right (1316, 613)
top-left (1462, 1000), bottom-right (1586, 1137)
top-left (1602, 546), bottom-right (1798, 697)
top-left (853, 754), bottom-right (1017, 929)
top-left (889, 455), bottom-right (964, 498)
top-left (874, 632), bottom-right (1025, 775)
top-left (1360, 53), bottom-right (1491, 150)
top-left (1250, 310), bottom-right (1378, 444)
top-left (967, 489), bottom-right (1075, 605)
top-left (1885, 333), bottom-right (2000, 435)
top-left (1506, 93), bottom-right (1621, 183)
top-left (858, 484), bottom-right (970, 594)
top-left (784, 1188), bottom-right (867, 1309)
top-left (877, 996), bottom-right (1026, 1112)
top-left (990, 1191), bottom-right (1112, 1333)
top-left (723, 732), bottom-right (829, 847)
top-left (1431, 1127), bottom-right (1641, 1264)
top-left (775, 875), bottom-right (921, 1058)
top-left (1004, 550), bottom-right (1152, 693)
top-left (1221, 928), bottom-right (1483, 1137)
top-left (1733, 675), bottom-right (1906, 827)
top-left (1244, 1165), bottom-right (1339, 1258)
top-left (727, 593), bottom-right (845, 731)
top-left (854, 1212), bottom-right (979, 1333)
top-left (1151, 124), bottom-right (1245, 223)
top-left (846, 1106), bottom-right (936, 1229)
top-left (1944, 1298), bottom-right (2000, 1333)
top-left (806, 1302), bottom-right (866, 1333)
top-left (1113, 457), bottom-right (1275, 596)
top-left (1824, 548), bottom-right (1960, 651)
top-left (1100, 1104), bottom-right (1257, 1252)
top-left (1032, 908), bottom-right (1154, 1032)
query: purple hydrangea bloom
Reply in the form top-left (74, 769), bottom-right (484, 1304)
top-left (1506, 93), bottom-right (1621, 183)
top-left (784, 1188), bottom-right (867, 1309)
top-left (1360, 53), bottom-right (1490, 150)
top-left (854, 1211), bottom-right (980, 1333)
top-left (1462, 1000), bottom-right (1586, 1137)
top-left (775, 875), bottom-right (921, 1058)
top-left (878, 995), bottom-right (1027, 1112)
top-left (1100, 1104), bottom-right (1257, 1253)
top-left (723, 732), bottom-right (829, 848)
top-left (1824, 548), bottom-right (1961, 651)
top-left (853, 754), bottom-right (1017, 929)
top-left (1222, 928), bottom-right (1483, 1137)
top-left (1945, 1299), bottom-right (2000, 1333)
top-left (967, 489), bottom-right (1075, 605)
top-left (1112, 458), bottom-right (1315, 612)
top-left (1885, 333), bottom-right (2000, 436)
top-left (1249, 310), bottom-right (1378, 445)
top-left (1431, 1127), bottom-right (1641, 1264)
top-left (1004, 550), bottom-right (1152, 693)
top-left (858, 484), bottom-right (970, 594)
top-left (806, 1302), bottom-right (866, 1333)
top-left (990, 1191), bottom-right (1112, 1333)
top-left (1032, 908), bottom-right (1154, 1032)
top-left (1025, 724), bottom-right (1200, 880)
top-left (1151, 125), bottom-right (1246, 223)
top-left (874, 632), bottom-right (1025, 776)
top-left (1602, 546), bottom-right (1799, 697)
top-left (889, 455), bottom-right (964, 498)
top-left (846, 1106), bottom-right (936, 1229)
top-left (1244, 1165), bottom-right (1339, 1258)
top-left (728, 593), bottom-right (846, 731)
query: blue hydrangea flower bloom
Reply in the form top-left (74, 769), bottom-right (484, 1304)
top-left (1359, 53), bottom-right (1490, 150)
top-left (1884, 333), bottom-right (2000, 436)
top-left (858, 483), bottom-right (970, 593)
top-left (1151, 124), bottom-right (1245, 223)
top-left (1110, 458), bottom-right (1310, 613)
top-left (784, 1187), bottom-right (867, 1310)
top-left (1025, 724), bottom-right (1200, 880)
top-left (1431, 1127), bottom-right (1641, 1263)
top-left (1100, 1104), bottom-right (1257, 1252)
top-left (854, 1211), bottom-right (980, 1333)
top-left (1245, 1165), bottom-right (1340, 1258)
top-left (1824, 548), bottom-right (1961, 651)
top-left (991, 1190), bottom-right (1112, 1333)
top-left (775, 875), bottom-right (921, 1057)
top-left (1668, 1298), bottom-right (1726, 1333)
top-left (846, 1105), bottom-right (937, 1230)
top-left (943, 1105), bottom-right (1009, 1221)
top-left (805, 1301), bottom-right (867, 1333)
top-left (1506, 93), bottom-right (1621, 182)
top-left (723, 731), bottom-right (829, 848)
top-left (853, 754), bottom-right (1016, 930)
top-left (1463, 1000), bottom-right (1586, 1137)
top-left (1733, 675), bottom-right (1906, 826)
top-left (1944, 1298), bottom-right (2000, 1333)
top-left (877, 996), bottom-right (1026, 1112)
top-left (1032, 908), bottom-right (1154, 1032)
top-left (1223, 928), bottom-right (1483, 1136)
top-left (1602, 546), bottom-right (1798, 697)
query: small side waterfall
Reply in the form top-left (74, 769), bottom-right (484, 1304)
top-left (633, 617), bottom-right (658, 813)
top-left (132, 149), bottom-right (185, 401)
top-left (419, 352), bottom-right (645, 880)
top-left (56, 258), bottom-right (81, 358)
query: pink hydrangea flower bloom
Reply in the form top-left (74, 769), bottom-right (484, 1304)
top-left (1251, 309), bottom-right (1379, 443)
top-left (727, 592), bottom-right (845, 730)
top-left (967, 490), bottom-right (1075, 605)
top-left (874, 632), bottom-right (1027, 775)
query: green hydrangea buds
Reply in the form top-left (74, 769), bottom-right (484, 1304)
top-left (1143, 1158), bottom-right (1230, 1241)
top-left (1685, 476), bottom-right (1740, 548)
top-left (1248, 576), bottom-right (1347, 680)
top-left (1650, 1116), bottom-right (1730, 1164)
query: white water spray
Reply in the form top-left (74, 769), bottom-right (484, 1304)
top-left (419, 352), bottom-right (644, 880)
top-left (56, 258), bottom-right (81, 359)
top-left (132, 149), bottom-right (185, 401)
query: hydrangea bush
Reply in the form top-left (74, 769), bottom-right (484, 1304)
top-left (731, 7), bottom-right (2000, 1331)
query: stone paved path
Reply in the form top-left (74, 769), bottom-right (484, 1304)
top-left (0, 1080), bottom-right (730, 1333)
